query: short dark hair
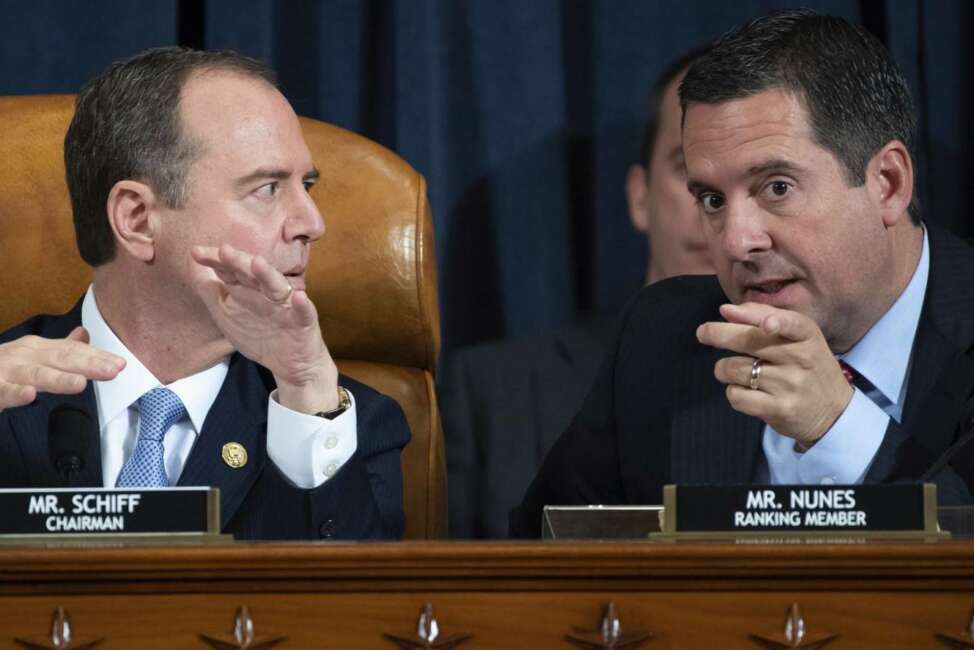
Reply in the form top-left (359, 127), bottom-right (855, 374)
top-left (680, 9), bottom-right (920, 224)
top-left (637, 46), bottom-right (709, 169)
top-left (64, 47), bottom-right (276, 266)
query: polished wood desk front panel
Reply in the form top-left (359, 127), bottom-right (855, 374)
top-left (1, 541), bottom-right (972, 649)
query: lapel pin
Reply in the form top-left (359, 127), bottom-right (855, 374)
top-left (221, 442), bottom-right (248, 469)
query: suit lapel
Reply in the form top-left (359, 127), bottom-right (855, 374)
top-left (887, 225), bottom-right (974, 465)
top-left (535, 339), bottom-right (577, 456)
top-left (670, 346), bottom-right (762, 485)
top-left (536, 321), bottom-right (614, 454)
top-left (900, 324), bottom-right (974, 457)
top-left (177, 354), bottom-right (268, 529)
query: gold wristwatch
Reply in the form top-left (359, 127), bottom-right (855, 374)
top-left (316, 386), bottom-right (351, 420)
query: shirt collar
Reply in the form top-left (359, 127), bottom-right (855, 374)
top-left (841, 227), bottom-right (929, 406)
top-left (81, 286), bottom-right (229, 433)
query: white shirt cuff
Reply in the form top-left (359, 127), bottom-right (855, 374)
top-left (797, 388), bottom-right (887, 485)
top-left (266, 387), bottom-right (358, 489)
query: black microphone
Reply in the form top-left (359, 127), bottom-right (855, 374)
top-left (48, 405), bottom-right (93, 487)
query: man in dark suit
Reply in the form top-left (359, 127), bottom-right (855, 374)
top-left (512, 10), bottom-right (974, 537)
top-left (443, 49), bottom-right (712, 539)
top-left (0, 47), bottom-right (409, 540)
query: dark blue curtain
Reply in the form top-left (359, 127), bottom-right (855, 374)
top-left (2, 1), bottom-right (970, 357)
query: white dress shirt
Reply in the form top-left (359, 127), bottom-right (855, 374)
top-left (759, 228), bottom-right (929, 485)
top-left (82, 286), bottom-right (357, 489)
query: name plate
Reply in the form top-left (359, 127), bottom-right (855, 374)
top-left (0, 487), bottom-right (220, 537)
top-left (657, 483), bottom-right (942, 538)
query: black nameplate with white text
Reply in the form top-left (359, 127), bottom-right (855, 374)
top-left (0, 488), bottom-right (219, 536)
top-left (663, 484), bottom-right (936, 534)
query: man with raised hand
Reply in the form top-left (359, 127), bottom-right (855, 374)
top-left (512, 10), bottom-right (974, 537)
top-left (0, 48), bottom-right (410, 540)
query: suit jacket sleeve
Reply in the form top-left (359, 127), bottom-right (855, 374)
top-left (308, 384), bottom-right (411, 539)
top-left (226, 376), bottom-right (411, 541)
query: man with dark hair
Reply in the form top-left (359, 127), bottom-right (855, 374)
top-left (443, 48), bottom-right (713, 538)
top-left (0, 47), bottom-right (410, 540)
top-left (626, 46), bottom-right (713, 285)
top-left (512, 10), bottom-right (974, 537)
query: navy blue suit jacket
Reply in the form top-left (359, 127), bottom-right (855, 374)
top-left (0, 302), bottom-right (411, 541)
top-left (512, 223), bottom-right (974, 537)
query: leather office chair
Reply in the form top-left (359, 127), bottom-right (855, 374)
top-left (0, 94), bottom-right (447, 539)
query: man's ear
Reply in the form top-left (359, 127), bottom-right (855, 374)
top-left (866, 140), bottom-right (914, 228)
top-left (626, 164), bottom-right (650, 233)
top-left (106, 180), bottom-right (159, 263)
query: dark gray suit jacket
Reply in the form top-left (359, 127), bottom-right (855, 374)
top-left (512, 224), bottom-right (974, 537)
top-left (441, 318), bottom-right (615, 538)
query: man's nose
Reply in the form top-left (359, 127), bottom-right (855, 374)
top-left (284, 185), bottom-right (325, 243)
top-left (719, 201), bottom-right (772, 262)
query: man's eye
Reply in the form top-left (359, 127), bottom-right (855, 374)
top-left (255, 182), bottom-right (279, 198)
top-left (763, 180), bottom-right (792, 199)
top-left (302, 180), bottom-right (316, 192)
top-left (699, 193), bottom-right (725, 214)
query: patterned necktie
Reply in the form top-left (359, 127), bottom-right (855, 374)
top-left (116, 387), bottom-right (186, 488)
top-left (839, 360), bottom-right (858, 386)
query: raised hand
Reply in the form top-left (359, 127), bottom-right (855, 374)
top-left (696, 302), bottom-right (854, 448)
top-left (191, 244), bottom-right (339, 414)
top-left (0, 327), bottom-right (125, 409)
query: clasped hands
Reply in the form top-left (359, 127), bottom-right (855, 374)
top-left (0, 244), bottom-right (338, 415)
top-left (696, 302), bottom-right (854, 449)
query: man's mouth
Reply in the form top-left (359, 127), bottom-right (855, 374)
top-left (282, 265), bottom-right (307, 290)
top-left (743, 279), bottom-right (797, 303)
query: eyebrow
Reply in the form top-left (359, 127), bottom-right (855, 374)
top-left (686, 179), bottom-right (715, 197)
top-left (746, 159), bottom-right (804, 177)
top-left (686, 158), bottom-right (804, 196)
top-left (234, 166), bottom-right (320, 188)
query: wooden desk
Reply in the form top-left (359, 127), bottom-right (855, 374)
top-left (1, 540), bottom-right (973, 648)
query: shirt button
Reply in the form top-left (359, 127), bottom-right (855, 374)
top-left (319, 519), bottom-right (335, 538)
top-left (324, 435), bottom-right (339, 450)
top-left (323, 462), bottom-right (339, 478)
top-left (820, 477), bottom-right (836, 485)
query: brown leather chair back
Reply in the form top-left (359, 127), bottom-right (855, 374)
top-left (0, 94), bottom-right (446, 539)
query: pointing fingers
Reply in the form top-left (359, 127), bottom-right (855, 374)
top-left (719, 302), bottom-right (815, 342)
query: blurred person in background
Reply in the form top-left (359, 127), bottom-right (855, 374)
top-left (442, 48), bottom-right (712, 539)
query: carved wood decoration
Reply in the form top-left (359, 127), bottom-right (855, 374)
top-left (748, 603), bottom-right (838, 649)
top-left (381, 603), bottom-right (472, 649)
top-left (198, 606), bottom-right (286, 649)
top-left (565, 602), bottom-right (654, 649)
top-left (1, 542), bottom-right (974, 648)
top-left (14, 607), bottom-right (103, 650)
top-left (935, 609), bottom-right (974, 648)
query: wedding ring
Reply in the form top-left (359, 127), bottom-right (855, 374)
top-left (269, 284), bottom-right (294, 305)
top-left (749, 358), bottom-right (763, 390)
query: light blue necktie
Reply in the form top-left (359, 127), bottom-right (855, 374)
top-left (116, 387), bottom-right (186, 488)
